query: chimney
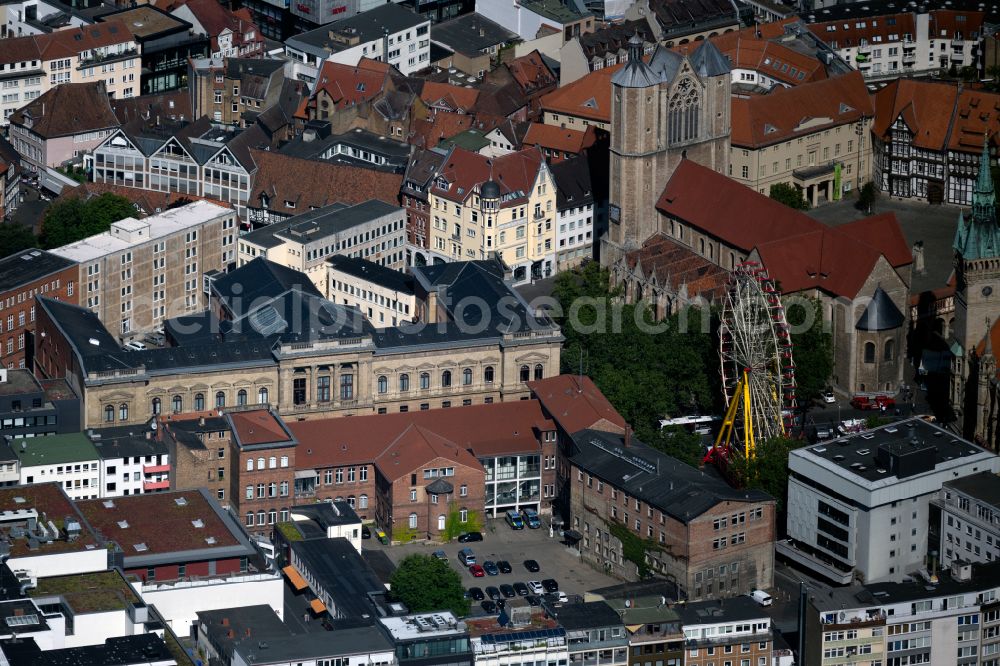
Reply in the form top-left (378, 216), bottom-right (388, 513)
top-left (145, 431), bottom-right (151, 440)
top-left (624, 425), bottom-right (632, 448)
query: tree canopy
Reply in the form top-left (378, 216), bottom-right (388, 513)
top-left (728, 436), bottom-right (805, 512)
top-left (786, 297), bottom-right (834, 407)
top-left (40, 193), bottom-right (136, 249)
top-left (552, 262), bottom-right (720, 440)
top-left (0, 223), bottom-right (37, 258)
top-left (389, 554), bottom-right (469, 616)
top-left (769, 183), bottom-right (810, 210)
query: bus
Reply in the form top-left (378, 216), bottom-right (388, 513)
top-left (658, 415), bottom-right (719, 435)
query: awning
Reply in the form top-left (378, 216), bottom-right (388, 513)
top-left (282, 565), bottom-right (308, 591)
top-left (294, 469), bottom-right (317, 480)
top-left (310, 598), bottom-right (327, 614)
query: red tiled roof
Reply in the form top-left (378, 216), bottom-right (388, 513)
top-left (432, 146), bottom-right (544, 206)
top-left (229, 409), bottom-right (292, 446)
top-left (409, 112), bottom-right (474, 149)
top-left (76, 489), bottom-right (240, 558)
top-left (540, 63), bottom-right (623, 124)
top-left (522, 123), bottom-right (597, 154)
top-left (35, 20), bottom-right (135, 60)
top-left (731, 72), bottom-right (872, 148)
top-left (249, 149), bottom-right (402, 215)
top-left (290, 401), bottom-right (555, 472)
top-left (873, 79), bottom-right (1000, 153)
top-left (624, 234), bottom-right (730, 304)
top-left (174, 0), bottom-right (262, 54)
top-left (505, 50), bottom-right (557, 95)
top-left (711, 32), bottom-right (827, 87)
top-left (420, 82), bottom-right (479, 113)
top-left (527, 375), bottom-right (626, 435)
top-left (56, 182), bottom-right (231, 215)
top-left (374, 424), bottom-right (483, 481)
top-left (9, 83), bottom-right (119, 138)
top-left (658, 160), bottom-right (911, 298)
top-left (807, 12), bottom-right (916, 49)
top-left (311, 58), bottom-right (391, 111)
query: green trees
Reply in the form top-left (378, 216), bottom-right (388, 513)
top-left (856, 181), bottom-right (878, 213)
top-left (786, 297), bottom-right (834, 407)
top-left (0, 223), bottom-right (38, 258)
top-left (728, 436), bottom-right (804, 511)
top-left (39, 193), bottom-right (136, 248)
top-left (768, 183), bottom-right (810, 210)
top-left (552, 262), bottom-right (720, 440)
top-left (442, 503), bottom-right (482, 541)
top-left (389, 554), bottom-right (469, 616)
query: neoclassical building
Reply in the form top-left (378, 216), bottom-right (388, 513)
top-left (34, 259), bottom-right (562, 429)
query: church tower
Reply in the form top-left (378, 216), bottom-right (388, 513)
top-left (951, 135), bottom-right (1000, 441)
top-left (604, 35), bottom-right (731, 264)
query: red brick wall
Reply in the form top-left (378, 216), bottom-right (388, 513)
top-left (313, 462), bottom-right (376, 521)
top-left (403, 194), bottom-right (429, 249)
top-left (8, 264), bottom-right (78, 372)
top-left (232, 446), bottom-right (296, 534)
top-left (385, 456), bottom-right (485, 540)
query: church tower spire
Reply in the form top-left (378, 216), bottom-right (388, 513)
top-left (955, 134), bottom-right (1000, 260)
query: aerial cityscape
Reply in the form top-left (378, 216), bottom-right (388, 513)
top-left (0, 0), bottom-right (997, 663)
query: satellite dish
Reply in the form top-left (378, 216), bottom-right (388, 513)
top-left (624, 599), bottom-right (632, 608)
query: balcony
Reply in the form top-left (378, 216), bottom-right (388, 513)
top-left (903, 52), bottom-right (917, 65)
top-left (143, 463), bottom-right (171, 474)
top-left (143, 479), bottom-right (170, 491)
top-left (533, 209), bottom-right (545, 220)
top-left (79, 47), bottom-right (138, 67)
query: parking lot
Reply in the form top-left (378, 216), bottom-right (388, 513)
top-left (364, 518), bottom-right (619, 611)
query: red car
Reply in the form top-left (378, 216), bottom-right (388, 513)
top-left (850, 395), bottom-right (896, 411)
top-left (469, 564), bottom-right (485, 577)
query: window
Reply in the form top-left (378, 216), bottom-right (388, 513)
top-left (399, 374), bottom-right (410, 391)
top-left (359, 494), bottom-right (368, 509)
top-left (378, 375), bottom-right (388, 393)
top-left (884, 339), bottom-right (895, 362)
top-left (317, 376), bottom-right (331, 402)
top-left (520, 365), bottom-right (530, 382)
top-left (194, 393), bottom-right (205, 411)
top-left (247, 459), bottom-right (254, 471)
top-left (119, 403), bottom-right (128, 421)
top-left (151, 397), bottom-right (161, 415)
top-left (258, 387), bottom-right (268, 404)
top-left (534, 363), bottom-right (544, 380)
top-left (864, 342), bottom-right (876, 364)
top-left (420, 372), bottom-right (430, 390)
top-left (442, 370), bottom-right (452, 387)
top-left (104, 404), bottom-right (114, 422)
top-left (408, 513), bottom-right (418, 529)
top-left (237, 389), bottom-right (247, 405)
top-left (215, 391), bottom-right (225, 408)
top-left (340, 374), bottom-right (353, 400)
top-left (463, 368), bottom-right (472, 385)
top-left (484, 366), bottom-right (494, 383)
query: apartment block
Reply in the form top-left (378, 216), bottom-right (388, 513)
top-left (238, 200), bottom-right (407, 293)
top-left (158, 412), bottom-right (233, 506)
top-left (0, 249), bottom-right (77, 371)
top-left (783, 419), bottom-right (1000, 584)
top-left (0, 20), bottom-right (139, 124)
top-left (679, 597), bottom-right (773, 666)
top-left (48, 200), bottom-right (236, 339)
top-left (226, 409), bottom-right (296, 538)
top-left (326, 256), bottom-right (415, 327)
top-left (935, 471), bottom-right (1000, 568)
top-left (427, 147), bottom-right (556, 283)
top-left (188, 57), bottom-right (286, 126)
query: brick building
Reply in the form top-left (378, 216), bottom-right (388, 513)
top-left (0, 249), bottom-right (77, 371)
top-left (226, 409), bottom-right (296, 537)
top-left (289, 400), bottom-right (558, 540)
top-left (159, 412), bottom-right (233, 506)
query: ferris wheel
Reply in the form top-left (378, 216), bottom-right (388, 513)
top-left (706, 261), bottom-right (796, 464)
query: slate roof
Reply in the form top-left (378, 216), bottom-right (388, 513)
top-left (0, 250), bottom-right (75, 292)
top-left (688, 39), bottom-right (730, 77)
top-left (550, 156), bottom-right (594, 210)
top-left (855, 286), bottom-right (905, 331)
top-left (9, 83), bottom-right (119, 139)
top-left (327, 256), bottom-right (414, 294)
top-left (945, 471), bottom-right (1000, 509)
top-left (645, 0), bottom-right (739, 37)
top-left (569, 429), bottom-right (772, 523)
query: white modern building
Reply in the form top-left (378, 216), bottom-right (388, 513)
top-left (284, 3), bottom-right (430, 79)
top-left (551, 158), bottom-right (595, 270)
top-left (471, 624), bottom-right (569, 666)
top-left (327, 256), bottom-right (415, 327)
top-left (12, 434), bottom-right (102, 501)
top-left (781, 418), bottom-right (1000, 584)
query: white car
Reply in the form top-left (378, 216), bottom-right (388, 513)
top-left (750, 589), bottom-right (773, 607)
top-left (123, 340), bottom-right (146, 351)
top-left (528, 580), bottom-right (544, 595)
top-left (822, 389), bottom-right (836, 404)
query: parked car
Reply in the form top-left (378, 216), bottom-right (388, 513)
top-left (469, 564), bottom-right (485, 577)
top-left (513, 582), bottom-right (529, 596)
top-left (468, 587), bottom-right (485, 601)
top-left (850, 395), bottom-right (895, 410)
top-left (544, 591), bottom-right (568, 604)
top-left (458, 532), bottom-right (484, 543)
top-left (482, 560), bottom-right (499, 576)
top-left (497, 560), bottom-right (512, 574)
top-left (361, 525), bottom-right (371, 539)
top-left (750, 589), bottom-right (773, 607)
top-left (481, 600), bottom-right (497, 614)
top-left (520, 508), bottom-right (541, 529)
top-left (524, 560), bottom-right (540, 573)
top-left (123, 340), bottom-right (146, 351)
top-left (505, 510), bottom-right (525, 530)
top-left (458, 548), bottom-right (476, 565)
top-left (525, 594), bottom-right (541, 607)
top-left (527, 580), bottom-right (544, 595)
top-left (499, 584), bottom-right (516, 598)
top-left (486, 586), bottom-right (502, 601)
top-left (433, 550), bottom-right (448, 561)
top-left (822, 388), bottom-right (836, 404)
top-left (542, 579), bottom-right (559, 593)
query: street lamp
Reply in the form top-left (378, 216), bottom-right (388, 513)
top-left (855, 121), bottom-right (865, 193)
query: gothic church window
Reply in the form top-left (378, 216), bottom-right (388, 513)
top-left (668, 78), bottom-right (700, 143)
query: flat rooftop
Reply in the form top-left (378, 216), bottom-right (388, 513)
top-left (944, 471), bottom-right (1000, 508)
top-left (0, 250), bottom-right (75, 293)
top-left (242, 199), bottom-right (401, 248)
top-left (29, 570), bottom-right (141, 614)
top-left (99, 5), bottom-right (188, 38)
top-left (327, 256), bottom-right (414, 294)
top-left (0, 370), bottom-right (44, 397)
top-left (49, 200), bottom-right (231, 264)
top-left (795, 418), bottom-right (993, 484)
top-left (10, 433), bottom-right (100, 467)
top-left (379, 612), bottom-right (466, 640)
top-left (0, 484), bottom-right (98, 557)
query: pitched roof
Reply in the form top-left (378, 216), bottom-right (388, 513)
top-left (34, 20), bottom-right (134, 60)
top-left (872, 79), bottom-right (1000, 153)
top-left (420, 81), bottom-right (479, 113)
top-left (505, 49), bottom-right (558, 95)
top-left (311, 59), bottom-right (392, 111)
top-left (228, 409), bottom-right (294, 447)
top-left (541, 63), bottom-right (622, 123)
top-left (9, 82), bottom-right (119, 138)
top-left (431, 146), bottom-right (545, 206)
top-left (527, 374), bottom-right (627, 435)
top-left (110, 90), bottom-right (191, 124)
top-left (522, 122), bottom-right (597, 154)
top-left (645, 0), bottom-right (739, 36)
top-left (408, 112), bottom-right (475, 149)
top-left (730, 71), bottom-right (872, 148)
top-left (855, 286), bottom-right (905, 331)
top-left (176, 0), bottom-right (261, 53)
top-left (659, 160), bottom-right (911, 299)
top-left (249, 149), bottom-right (402, 215)
top-left (623, 234), bottom-right (730, 304)
top-left (289, 400), bottom-right (555, 473)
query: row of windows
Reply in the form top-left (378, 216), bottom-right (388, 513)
top-left (106, 388), bottom-right (270, 422)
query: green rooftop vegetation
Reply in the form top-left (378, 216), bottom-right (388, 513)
top-left (276, 521), bottom-right (304, 542)
top-left (11, 433), bottom-right (100, 466)
top-left (29, 571), bottom-right (140, 614)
